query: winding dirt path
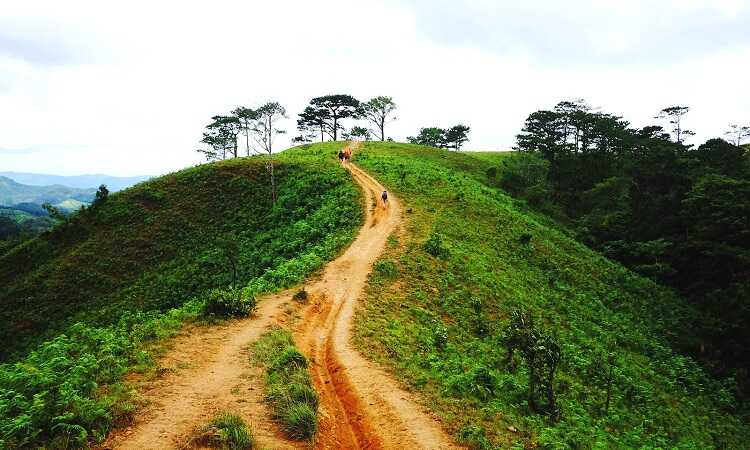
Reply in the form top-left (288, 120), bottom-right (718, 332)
top-left (296, 151), bottom-right (460, 449)
top-left (102, 142), bottom-right (459, 449)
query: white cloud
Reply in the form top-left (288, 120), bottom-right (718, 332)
top-left (0, 0), bottom-right (748, 175)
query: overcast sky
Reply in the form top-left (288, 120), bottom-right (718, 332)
top-left (1, 0), bottom-right (748, 176)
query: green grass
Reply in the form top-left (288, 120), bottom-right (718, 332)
top-left (0, 143), bottom-right (359, 448)
top-left (252, 327), bottom-right (318, 441)
top-left (193, 412), bottom-right (254, 450)
top-left (352, 142), bottom-right (750, 449)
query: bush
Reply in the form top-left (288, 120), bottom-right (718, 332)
top-left (0, 303), bottom-right (201, 448)
top-left (471, 366), bottom-right (496, 401)
top-left (374, 260), bottom-right (399, 279)
top-left (424, 232), bottom-right (449, 258)
top-left (202, 287), bottom-right (256, 318)
top-left (432, 321), bottom-right (449, 350)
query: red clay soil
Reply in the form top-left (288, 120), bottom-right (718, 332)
top-left (101, 142), bottom-right (460, 449)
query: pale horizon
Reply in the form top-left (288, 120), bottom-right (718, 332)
top-left (2, 0), bottom-right (748, 176)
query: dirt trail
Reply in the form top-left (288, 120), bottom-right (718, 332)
top-left (296, 143), bottom-right (460, 449)
top-left (103, 142), bottom-right (459, 449)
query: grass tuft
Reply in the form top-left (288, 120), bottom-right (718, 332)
top-left (193, 412), bottom-right (254, 450)
top-left (253, 327), bottom-right (318, 441)
top-left (281, 402), bottom-right (317, 440)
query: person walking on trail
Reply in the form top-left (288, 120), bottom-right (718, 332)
top-left (381, 190), bottom-right (388, 207)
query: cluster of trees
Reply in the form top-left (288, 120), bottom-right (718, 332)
top-left (294, 95), bottom-right (397, 143)
top-left (407, 125), bottom-right (470, 150)
top-left (197, 102), bottom-right (287, 161)
top-left (512, 99), bottom-right (750, 402)
top-left (196, 96), bottom-right (400, 201)
top-left (196, 95), bottom-right (474, 159)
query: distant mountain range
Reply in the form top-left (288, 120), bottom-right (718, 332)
top-left (0, 172), bottom-right (151, 192)
top-left (0, 176), bottom-right (96, 209)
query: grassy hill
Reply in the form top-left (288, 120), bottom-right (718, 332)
top-left (0, 144), bottom-right (360, 361)
top-left (352, 142), bottom-right (749, 448)
top-left (2, 141), bottom-right (747, 448)
top-left (0, 144), bottom-right (361, 447)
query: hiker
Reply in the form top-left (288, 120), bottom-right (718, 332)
top-left (381, 190), bottom-right (388, 206)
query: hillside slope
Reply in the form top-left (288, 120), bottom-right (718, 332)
top-left (352, 142), bottom-right (749, 448)
top-left (0, 146), bottom-right (361, 361)
top-left (0, 143), bottom-right (363, 448)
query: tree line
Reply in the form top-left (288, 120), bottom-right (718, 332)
top-left (407, 125), bottom-right (471, 150)
top-left (509, 99), bottom-right (750, 406)
top-left (196, 94), bottom-right (473, 163)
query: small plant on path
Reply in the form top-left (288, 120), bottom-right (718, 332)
top-left (190, 411), bottom-right (254, 449)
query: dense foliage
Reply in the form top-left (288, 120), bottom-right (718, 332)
top-left (512, 101), bottom-right (750, 403)
top-left (0, 143), bottom-right (361, 447)
top-left (353, 142), bottom-right (749, 448)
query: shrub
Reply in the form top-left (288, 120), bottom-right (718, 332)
top-left (374, 260), bottom-right (399, 279)
top-left (471, 366), bottom-right (496, 401)
top-left (432, 320), bottom-right (449, 350)
top-left (424, 232), bottom-right (448, 258)
top-left (202, 287), bottom-right (256, 318)
top-left (470, 297), bottom-right (490, 338)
